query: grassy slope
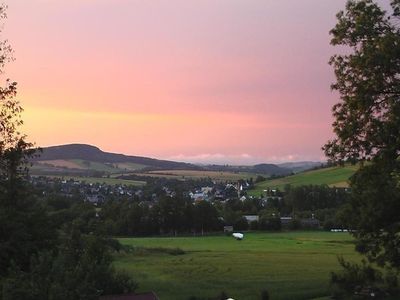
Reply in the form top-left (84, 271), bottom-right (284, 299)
top-left (249, 165), bottom-right (359, 196)
top-left (115, 162), bottom-right (147, 171)
top-left (32, 159), bottom-right (148, 175)
top-left (116, 232), bottom-right (359, 300)
top-left (71, 159), bottom-right (147, 173)
top-left (70, 159), bottom-right (121, 173)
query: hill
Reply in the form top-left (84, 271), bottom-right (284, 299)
top-left (31, 144), bottom-right (295, 178)
top-left (277, 161), bottom-right (324, 173)
top-left (249, 164), bottom-right (359, 196)
top-left (34, 144), bottom-right (199, 170)
top-left (204, 163), bottom-right (292, 176)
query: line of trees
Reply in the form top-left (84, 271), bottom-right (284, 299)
top-left (95, 184), bottom-right (349, 236)
top-left (101, 197), bottom-right (221, 236)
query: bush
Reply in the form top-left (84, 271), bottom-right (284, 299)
top-left (330, 257), bottom-right (382, 298)
top-left (288, 219), bottom-right (302, 230)
top-left (261, 289), bottom-right (269, 300)
top-left (255, 175), bottom-right (266, 183)
top-left (250, 220), bottom-right (259, 230)
top-left (259, 217), bottom-right (281, 231)
top-left (133, 246), bottom-right (186, 256)
top-left (168, 247), bottom-right (186, 256)
top-left (234, 217), bottom-right (249, 231)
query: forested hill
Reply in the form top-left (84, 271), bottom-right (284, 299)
top-left (34, 144), bottom-right (200, 170)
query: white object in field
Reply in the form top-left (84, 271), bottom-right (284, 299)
top-left (232, 232), bottom-right (244, 240)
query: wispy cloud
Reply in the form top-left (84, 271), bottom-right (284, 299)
top-left (166, 153), bottom-right (320, 165)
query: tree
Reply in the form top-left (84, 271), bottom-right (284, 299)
top-left (261, 289), bottom-right (270, 300)
top-left (0, 2), bottom-right (54, 280)
top-left (0, 4), bottom-right (136, 298)
top-left (193, 201), bottom-right (220, 235)
top-left (1, 226), bottom-right (137, 300)
top-left (324, 0), bottom-right (400, 296)
top-left (324, 0), bottom-right (400, 164)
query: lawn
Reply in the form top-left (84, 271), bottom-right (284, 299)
top-left (249, 165), bottom-right (359, 196)
top-left (115, 231), bottom-right (359, 300)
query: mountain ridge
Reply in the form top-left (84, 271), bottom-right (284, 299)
top-left (33, 143), bottom-right (200, 170)
top-left (33, 144), bottom-right (320, 176)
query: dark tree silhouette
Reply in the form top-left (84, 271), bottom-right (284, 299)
top-left (325, 0), bottom-right (400, 296)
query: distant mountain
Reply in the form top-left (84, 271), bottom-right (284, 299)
top-left (277, 161), bottom-right (324, 173)
top-left (195, 163), bottom-right (292, 176)
top-left (251, 163), bottom-right (292, 175)
top-left (34, 144), bottom-right (200, 171)
top-left (32, 144), bottom-right (308, 177)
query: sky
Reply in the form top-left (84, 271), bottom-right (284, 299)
top-left (3, 0), bottom-right (353, 164)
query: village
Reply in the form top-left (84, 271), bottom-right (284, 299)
top-left (29, 175), bottom-right (326, 232)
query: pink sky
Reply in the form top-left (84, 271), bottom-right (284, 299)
top-left (4, 0), bottom-right (351, 164)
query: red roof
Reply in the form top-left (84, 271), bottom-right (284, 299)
top-left (99, 292), bottom-right (159, 300)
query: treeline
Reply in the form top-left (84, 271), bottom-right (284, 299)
top-left (101, 197), bottom-right (221, 236)
top-left (30, 178), bottom-right (351, 238)
top-left (95, 184), bottom-right (349, 236)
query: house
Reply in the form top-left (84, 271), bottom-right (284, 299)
top-left (85, 194), bottom-right (105, 205)
top-left (189, 190), bottom-right (209, 201)
top-left (280, 217), bottom-right (293, 226)
top-left (99, 292), bottom-right (159, 300)
top-left (224, 225), bottom-right (233, 233)
top-left (300, 218), bottom-right (320, 229)
top-left (201, 186), bottom-right (213, 194)
top-left (243, 215), bottom-right (259, 223)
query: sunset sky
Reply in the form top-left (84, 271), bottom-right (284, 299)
top-left (4, 0), bottom-right (354, 164)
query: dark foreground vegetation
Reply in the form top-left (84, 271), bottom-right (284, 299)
top-left (323, 0), bottom-right (400, 298)
top-left (0, 5), bottom-right (135, 299)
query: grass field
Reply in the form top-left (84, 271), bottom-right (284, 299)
top-left (115, 231), bottom-right (359, 300)
top-left (33, 159), bottom-right (147, 175)
top-left (249, 165), bottom-right (359, 196)
top-left (70, 159), bottom-right (122, 173)
top-left (39, 159), bottom-right (86, 169)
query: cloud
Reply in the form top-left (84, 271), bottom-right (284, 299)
top-left (166, 153), bottom-right (260, 165)
top-left (165, 153), bottom-right (318, 165)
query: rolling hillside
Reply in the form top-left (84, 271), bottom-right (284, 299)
top-left (31, 144), bottom-right (302, 178)
top-left (33, 144), bottom-right (199, 171)
top-left (249, 164), bottom-right (359, 196)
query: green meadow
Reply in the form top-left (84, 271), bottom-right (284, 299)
top-left (249, 165), bottom-right (359, 196)
top-left (115, 232), bottom-right (359, 300)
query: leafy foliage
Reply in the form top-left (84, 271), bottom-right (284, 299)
top-left (325, 0), bottom-right (400, 297)
top-left (331, 257), bottom-right (383, 298)
top-left (324, 0), bottom-right (400, 163)
top-left (0, 4), bottom-right (136, 299)
top-left (2, 228), bottom-right (137, 300)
